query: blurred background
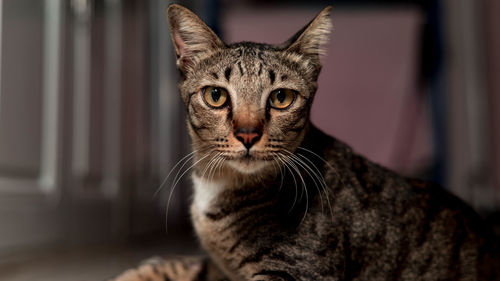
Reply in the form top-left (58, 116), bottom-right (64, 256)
top-left (0, 0), bottom-right (498, 280)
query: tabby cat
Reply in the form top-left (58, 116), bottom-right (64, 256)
top-left (111, 4), bottom-right (499, 281)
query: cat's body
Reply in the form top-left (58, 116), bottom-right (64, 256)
top-left (191, 125), bottom-right (498, 280)
top-left (110, 5), bottom-right (499, 281)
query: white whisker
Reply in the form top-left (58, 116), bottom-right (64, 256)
top-left (298, 153), bottom-right (334, 222)
top-left (281, 153), bottom-right (309, 226)
top-left (273, 153), bottom-right (299, 213)
top-left (285, 151), bottom-right (325, 215)
top-left (297, 146), bottom-right (347, 187)
top-left (153, 149), bottom-right (198, 198)
top-left (165, 152), bottom-right (212, 232)
top-left (202, 153), bottom-right (221, 181)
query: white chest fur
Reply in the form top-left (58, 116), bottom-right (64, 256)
top-left (191, 174), bottom-right (226, 216)
top-left (191, 174), bottom-right (243, 281)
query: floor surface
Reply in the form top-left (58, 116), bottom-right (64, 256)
top-left (0, 237), bottom-right (201, 281)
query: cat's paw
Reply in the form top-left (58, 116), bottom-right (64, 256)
top-left (110, 256), bottom-right (204, 281)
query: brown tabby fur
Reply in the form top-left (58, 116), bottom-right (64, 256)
top-left (111, 4), bottom-right (499, 281)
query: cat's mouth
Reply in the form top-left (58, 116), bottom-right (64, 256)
top-left (233, 150), bottom-right (273, 161)
top-left (241, 153), bottom-right (258, 163)
top-left (243, 150), bottom-right (253, 159)
top-left (224, 151), bottom-right (270, 174)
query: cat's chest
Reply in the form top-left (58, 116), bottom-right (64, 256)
top-left (190, 174), bottom-right (226, 230)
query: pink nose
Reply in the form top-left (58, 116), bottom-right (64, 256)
top-left (234, 128), bottom-right (262, 149)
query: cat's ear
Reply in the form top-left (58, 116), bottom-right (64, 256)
top-left (167, 4), bottom-right (225, 73)
top-left (282, 6), bottom-right (332, 61)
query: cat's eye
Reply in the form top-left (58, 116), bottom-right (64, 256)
top-left (202, 86), bottom-right (229, 108)
top-left (269, 89), bottom-right (296, 110)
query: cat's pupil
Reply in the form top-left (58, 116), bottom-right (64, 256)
top-left (211, 88), bottom-right (221, 102)
top-left (277, 90), bottom-right (286, 103)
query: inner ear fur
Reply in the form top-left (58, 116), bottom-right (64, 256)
top-left (167, 4), bottom-right (225, 73)
top-left (282, 6), bottom-right (333, 61)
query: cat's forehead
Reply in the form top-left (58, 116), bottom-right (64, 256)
top-left (228, 42), bottom-right (278, 54)
top-left (202, 42), bottom-right (307, 81)
top-left (224, 42), bottom-right (282, 68)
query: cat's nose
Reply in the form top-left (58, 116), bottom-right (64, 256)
top-left (234, 127), bottom-right (262, 150)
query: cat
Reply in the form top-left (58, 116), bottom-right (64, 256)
top-left (110, 4), bottom-right (499, 281)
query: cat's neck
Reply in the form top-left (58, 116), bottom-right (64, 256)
top-left (191, 173), bottom-right (228, 215)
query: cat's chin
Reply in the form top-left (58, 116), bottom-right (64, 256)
top-left (227, 158), bottom-right (269, 175)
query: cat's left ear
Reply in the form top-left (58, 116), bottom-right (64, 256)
top-left (283, 6), bottom-right (332, 62)
top-left (167, 4), bottom-right (225, 74)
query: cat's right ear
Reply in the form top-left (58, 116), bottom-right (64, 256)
top-left (167, 4), bottom-right (225, 73)
top-left (281, 6), bottom-right (332, 64)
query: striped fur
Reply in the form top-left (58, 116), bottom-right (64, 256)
top-left (109, 256), bottom-right (228, 281)
top-left (111, 4), bottom-right (499, 281)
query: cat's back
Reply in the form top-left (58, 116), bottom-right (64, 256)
top-left (309, 126), bottom-right (500, 280)
top-left (404, 178), bottom-right (500, 280)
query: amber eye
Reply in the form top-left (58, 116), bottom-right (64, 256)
top-left (269, 89), bottom-right (296, 109)
top-left (203, 86), bottom-right (228, 108)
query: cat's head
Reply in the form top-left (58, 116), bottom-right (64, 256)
top-left (167, 4), bottom-right (331, 177)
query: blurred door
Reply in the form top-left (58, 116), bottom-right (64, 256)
top-left (0, 0), bottom-right (180, 255)
top-left (0, 0), bottom-right (65, 253)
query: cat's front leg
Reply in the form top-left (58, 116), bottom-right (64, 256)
top-left (109, 256), bottom-right (228, 281)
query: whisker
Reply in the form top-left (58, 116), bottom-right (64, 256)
top-left (285, 155), bottom-right (307, 202)
top-left (273, 153), bottom-right (299, 213)
top-left (215, 155), bottom-right (226, 179)
top-left (153, 149), bottom-right (198, 198)
top-left (168, 144), bottom-right (214, 195)
top-left (298, 153), bottom-right (334, 222)
top-left (280, 153), bottom-right (309, 226)
top-left (277, 159), bottom-right (285, 191)
top-left (297, 146), bottom-right (347, 187)
top-left (269, 156), bottom-right (278, 177)
top-left (165, 152), bottom-right (212, 232)
top-left (284, 151), bottom-right (325, 215)
top-left (202, 153), bottom-right (221, 180)
top-left (209, 155), bottom-right (224, 182)
top-left (271, 157), bottom-right (285, 192)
